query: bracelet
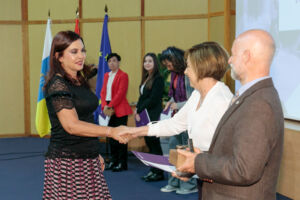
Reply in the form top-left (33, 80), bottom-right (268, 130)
top-left (106, 127), bottom-right (112, 137)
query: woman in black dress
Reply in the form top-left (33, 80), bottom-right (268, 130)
top-left (135, 53), bottom-right (165, 182)
top-left (42, 31), bottom-right (125, 200)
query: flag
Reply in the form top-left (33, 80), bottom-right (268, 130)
top-left (35, 18), bottom-right (52, 137)
top-left (94, 14), bottom-right (111, 124)
top-left (75, 17), bottom-right (80, 35)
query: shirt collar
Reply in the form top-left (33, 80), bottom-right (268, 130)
top-left (109, 69), bottom-right (118, 76)
top-left (238, 76), bottom-right (270, 96)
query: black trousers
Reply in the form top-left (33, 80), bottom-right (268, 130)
top-left (144, 136), bottom-right (164, 174)
top-left (197, 179), bottom-right (203, 200)
top-left (108, 114), bottom-right (128, 165)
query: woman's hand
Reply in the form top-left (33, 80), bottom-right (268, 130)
top-left (164, 101), bottom-right (172, 111)
top-left (103, 105), bottom-right (115, 116)
top-left (99, 155), bottom-right (105, 171)
top-left (119, 126), bottom-right (149, 140)
top-left (170, 102), bottom-right (178, 111)
top-left (164, 101), bottom-right (178, 111)
top-left (110, 126), bottom-right (130, 144)
top-left (135, 113), bottom-right (141, 122)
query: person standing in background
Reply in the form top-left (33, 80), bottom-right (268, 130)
top-left (135, 53), bottom-right (165, 182)
top-left (158, 47), bottom-right (197, 195)
top-left (101, 53), bottom-right (133, 172)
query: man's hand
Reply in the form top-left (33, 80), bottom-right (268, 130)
top-left (171, 148), bottom-right (202, 181)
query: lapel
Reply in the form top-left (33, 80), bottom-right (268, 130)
top-left (141, 78), bottom-right (152, 96)
top-left (208, 78), bottom-right (274, 152)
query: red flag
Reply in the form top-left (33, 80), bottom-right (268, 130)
top-left (75, 18), bottom-right (80, 35)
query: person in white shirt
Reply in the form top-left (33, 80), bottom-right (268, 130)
top-left (123, 41), bottom-right (233, 198)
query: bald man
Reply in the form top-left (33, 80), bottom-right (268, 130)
top-left (175, 30), bottom-right (284, 200)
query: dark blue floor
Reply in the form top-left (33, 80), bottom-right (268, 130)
top-left (0, 137), bottom-right (293, 200)
top-left (0, 137), bottom-right (197, 200)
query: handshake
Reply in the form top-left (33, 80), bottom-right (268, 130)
top-left (108, 125), bottom-right (147, 144)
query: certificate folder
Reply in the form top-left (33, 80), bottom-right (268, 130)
top-left (135, 109), bottom-right (150, 127)
top-left (159, 106), bottom-right (172, 120)
top-left (132, 151), bottom-right (176, 173)
top-left (98, 110), bottom-right (110, 126)
top-left (132, 151), bottom-right (198, 178)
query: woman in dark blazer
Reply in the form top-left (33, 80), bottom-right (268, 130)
top-left (135, 53), bottom-right (165, 182)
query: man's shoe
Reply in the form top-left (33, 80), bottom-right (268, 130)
top-left (160, 185), bottom-right (178, 192)
top-left (144, 173), bottom-right (164, 182)
top-left (141, 171), bottom-right (153, 180)
top-left (112, 163), bottom-right (128, 172)
top-left (175, 188), bottom-right (198, 195)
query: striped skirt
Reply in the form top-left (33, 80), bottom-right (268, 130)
top-left (43, 156), bottom-right (112, 200)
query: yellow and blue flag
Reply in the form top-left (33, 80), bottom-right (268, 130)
top-left (36, 18), bottom-right (52, 137)
top-left (94, 14), bottom-right (111, 124)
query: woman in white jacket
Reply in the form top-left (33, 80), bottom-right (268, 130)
top-left (124, 41), bottom-right (233, 199)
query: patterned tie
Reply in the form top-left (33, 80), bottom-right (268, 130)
top-left (230, 91), bottom-right (239, 106)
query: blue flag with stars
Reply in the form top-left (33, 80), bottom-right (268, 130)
top-left (94, 14), bottom-right (111, 124)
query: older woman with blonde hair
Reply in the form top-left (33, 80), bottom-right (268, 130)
top-left (124, 41), bottom-right (233, 199)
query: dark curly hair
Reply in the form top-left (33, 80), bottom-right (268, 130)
top-left (160, 46), bottom-right (186, 74)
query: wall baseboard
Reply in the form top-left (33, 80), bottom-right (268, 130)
top-left (0, 134), bottom-right (26, 138)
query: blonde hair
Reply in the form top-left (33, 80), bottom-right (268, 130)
top-left (185, 41), bottom-right (229, 81)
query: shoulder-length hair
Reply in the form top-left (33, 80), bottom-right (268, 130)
top-left (44, 30), bottom-right (92, 89)
top-left (160, 46), bottom-right (186, 74)
top-left (140, 53), bottom-right (161, 90)
top-left (184, 41), bottom-right (229, 81)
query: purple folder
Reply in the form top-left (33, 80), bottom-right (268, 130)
top-left (135, 109), bottom-right (150, 127)
top-left (162, 106), bottom-right (171, 115)
top-left (159, 106), bottom-right (171, 121)
top-left (132, 151), bottom-right (172, 166)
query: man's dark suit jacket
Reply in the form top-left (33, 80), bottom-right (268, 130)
top-left (136, 75), bottom-right (164, 121)
top-left (195, 78), bottom-right (284, 200)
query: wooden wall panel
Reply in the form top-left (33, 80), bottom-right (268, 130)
top-left (277, 126), bottom-right (300, 199)
top-left (145, 19), bottom-right (208, 53)
top-left (145, 0), bottom-right (206, 16)
top-left (210, 0), bottom-right (224, 13)
top-left (209, 16), bottom-right (225, 46)
top-left (0, 0), bottom-right (21, 20)
top-left (83, 0), bottom-right (140, 18)
top-left (28, 0), bottom-right (78, 20)
top-left (0, 25), bottom-right (24, 134)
